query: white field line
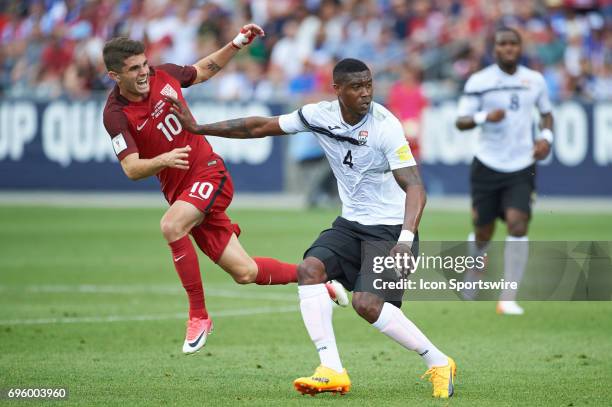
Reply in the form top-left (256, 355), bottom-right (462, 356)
top-left (17, 284), bottom-right (298, 302)
top-left (0, 305), bottom-right (298, 326)
top-left (1, 192), bottom-right (611, 213)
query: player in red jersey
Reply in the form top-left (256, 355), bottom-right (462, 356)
top-left (101, 26), bottom-right (347, 354)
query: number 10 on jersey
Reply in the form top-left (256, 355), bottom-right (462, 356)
top-left (157, 113), bottom-right (183, 141)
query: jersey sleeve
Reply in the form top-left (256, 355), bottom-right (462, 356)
top-left (457, 75), bottom-right (481, 116)
top-left (278, 103), bottom-right (317, 134)
top-left (103, 107), bottom-right (139, 161)
top-left (381, 117), bottom-right (417, 170)
top-left (535, 73), bottom-right (553, 114)
top-left (156, 63), bottom-right (197, 88)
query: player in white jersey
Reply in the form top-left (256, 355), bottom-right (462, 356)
top-left (166, 58), bottom-right (457, 399)
top-left (455, 27), bottom-right (554, 315)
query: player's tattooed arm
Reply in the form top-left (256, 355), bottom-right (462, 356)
top-left (196, 117), bottom-right (286, 139)
top-left (191, 44), bottom-right (237, 83)
top-left (392, 166), bottom-right (427, 233)
top-left (206, 61), bottom-right (221, 74)
top-left (166, 96), bottom-right (286, 138)
top-left (191, 23), bottom-right (264, 84)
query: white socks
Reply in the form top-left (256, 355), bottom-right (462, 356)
top-left (298, 284), bottom-right (343, 373)
top-left (501, 235), bottom-right (529, 301)
top-left (372, 302), bottom-right (448, 368)
top-left (299, 285), bottom-right (449, 371)
top-left (463, 232), bottom-right (489, 300)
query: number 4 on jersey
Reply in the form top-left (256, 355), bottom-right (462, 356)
top-left (343, 150), bottom-right (353, 168)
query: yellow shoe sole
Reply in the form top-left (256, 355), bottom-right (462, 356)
top-left (294, 382), bottom-right (350, 396)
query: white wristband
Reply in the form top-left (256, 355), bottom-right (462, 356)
top-left (231, 30), bottom-right (252, 49)
top-left (398, 230), bottom-right (415, 246)
top-left (473, 111), bottom-right (488, 125)
top-left (539, 128), bottom-right (554, 144)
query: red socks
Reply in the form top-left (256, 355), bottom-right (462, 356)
top-left (254, 257), bottom-right (298, 285)
top-left (168, 235), bottom-right (208, 319)
top-left (169, 239), bottom-right (296, 313)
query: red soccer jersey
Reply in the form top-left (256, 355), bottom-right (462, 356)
top-left (103, 64), bottom-right (224, 202)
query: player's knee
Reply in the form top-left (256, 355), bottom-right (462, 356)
top-left (506, 216), bottom-right (528, 237)
top-left (160, 218), bottom-right (185, 242)
top-left (297, 259), bottom-right (326, 285)
top-left (352, 293), bottom-right (383, 323)
top-left (507, 220), bottom-right (528, 237)
top-left (225, 261), bottom-right (257, 284)
top-left (475, 227), bottom-right (493, 243)
top-left (232, 271), bottom-right (254, 284)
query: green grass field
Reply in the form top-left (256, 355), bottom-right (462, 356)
top-left (1, 206), bottom-right (611, 406)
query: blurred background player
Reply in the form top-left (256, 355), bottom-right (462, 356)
top-left (166, 58), bottom-right (457, 399)
top-left (288, 133), bottom-right (339, 208)
top-left (101, 28), bottom-right (345, 355)
top-left (455, 27), bottom-right (554, 315)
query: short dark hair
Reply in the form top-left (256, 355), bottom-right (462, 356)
top-left (333, 58), bottom-right (370, 84)
top-left (494, 26), bottom-right (522, 44)
top-left (103, 37), bottom-right (145, 72)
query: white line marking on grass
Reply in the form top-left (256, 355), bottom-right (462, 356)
top-left (19, 284), bottom-right (297, 302)
top-left (0, 305), bottom-right (298, 326)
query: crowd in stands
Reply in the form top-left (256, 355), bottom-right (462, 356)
top-left (1, 0), bottom-right (610, 105)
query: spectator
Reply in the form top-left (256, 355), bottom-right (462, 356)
top-left (270, 19), bottom-right (307, 79)
top-left (386, 63), bottom-right (428, 161)
top-left (0, 0), bottom-right (608, 103)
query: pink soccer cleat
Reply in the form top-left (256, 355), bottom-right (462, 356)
top-left (182, 317), bottom-right (213, 354)
top-left (326, 280), bottom-right (349, 307)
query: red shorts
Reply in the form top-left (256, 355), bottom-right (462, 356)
top-left (174, 170), bottom-right (241, 263)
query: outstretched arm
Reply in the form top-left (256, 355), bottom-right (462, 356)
top-left (165, 96), bottom-right (287, 139)
top-left (191, 23), bottom-right (264, 85)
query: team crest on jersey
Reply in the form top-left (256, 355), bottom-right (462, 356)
top-left (160, 83), bottom-right (178, 99)
top-left (358, 130), bottom-right (368, 145)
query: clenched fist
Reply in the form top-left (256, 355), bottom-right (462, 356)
top-left (231, 23), bottom-right (265, 49)
top-left (160, 145), bottom-right (191, 170)
top-left (486, 109), bottom-right (506, 123)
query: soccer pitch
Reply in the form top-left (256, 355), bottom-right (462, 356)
top-left (1, 206), bottom-right (611, 406)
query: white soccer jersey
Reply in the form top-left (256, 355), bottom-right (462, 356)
top-left (457, 64), bottom-right (552, 172)
top-left (279, 100), bottom-right (417, 225)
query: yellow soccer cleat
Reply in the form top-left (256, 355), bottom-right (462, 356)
top-left (294, 365), bottom-right (351, 396)
top-left (422, 357), bottom-right (457, 398)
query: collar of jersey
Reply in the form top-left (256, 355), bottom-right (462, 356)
top-left (494, 64), bottom-right (523, 78)
top-left (337, 102), bottom-right (372, 131)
